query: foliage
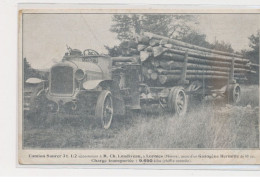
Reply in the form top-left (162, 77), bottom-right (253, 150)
top-left (242, 30), bottom-right (259, 64)
top-left (107, 14), bottom-right (235, 55)
top-left (241, 31), bottom-right (259, 84)
top-left (104, 45), bottom-right (121, 57)
top-left (110, 14), bottom-right (198, 41)
top-left (211, 40), bottom-right (234, 53)
top-left (23, 58), bottom-right (49, 82)
top-left (104, 41), bottom-right (131, 57)
top-left (24, 58), bottom-right (34, 81)
top-left (181, 30), bottom-right (211, 48)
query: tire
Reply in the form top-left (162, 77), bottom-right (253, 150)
top-left (187, 80), bottom-right (204, 105)
top-left (226, 84), bottom-right (241, 104)
top-left (167, 86), bottom-right (188, 116)
top-left (95, 90), bottom-right (113, 129)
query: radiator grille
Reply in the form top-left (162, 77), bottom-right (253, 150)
top-left (50, 66), bottom-right (74, 95)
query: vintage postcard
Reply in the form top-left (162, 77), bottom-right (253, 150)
top-left (18, 7), bottom-right (260, 165)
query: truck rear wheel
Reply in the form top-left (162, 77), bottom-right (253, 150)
top-left (95, 90), bottom-right (113, 129)
top-left (167, 86), bottom-right (187, 116)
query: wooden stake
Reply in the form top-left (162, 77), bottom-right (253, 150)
top-left (179, 51), bottom-right (188, 84)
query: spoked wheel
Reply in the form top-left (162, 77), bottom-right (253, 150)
top-left (187, 80), bottom-right (204, 104)
top-left (226, 84), bottom-right (241, 104)
top-left (95, 90), bottom-right (113, 129)
top-left (167, 86), bottom-right (187, 116)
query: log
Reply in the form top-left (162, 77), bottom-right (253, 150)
top-left (157, 68), bottom-right (229, 76)
top-left (235, 73), bottom-right (249, 77)
top-left (161, 52), bottom-right (230, 67)
top-left (137, 35), bottom-right (150, 45)
top-left (243, 70), bottom-right (257, 74)
top-left (159, 74), bottom-right (228, 84)
top-left (153, 46), bottom-right (167, 57)
top-left (161, 47), bottom-right (248, 64)
top-left (159, 61), bottom-right (177, 70)
top-left (137, 44), bottom-right (148, 51)
top-left (147, 69), bottom-right (153, 75)
top-left (149, 39), bottom-right (160, 46)
top-left (186, 63), bottom-right (230, 72)
top-left (151, 59), bottom-right (160, 67)
top-left (159, 39), bottom-right (168, 45)
top-left (144, 46), bottom-right (153, 52)
top-left (164, 44), bottom-right (174, 48)
top-left (159, 60), bottom-right (225, 71)
top-left (159, 61), bottom-right (184, 69)
top-left (112, 57), bottom-right (139, 63)
top-left (158, 61), bottom-right (229, 71)
top-left (188, 72), bottom-right (228, 76)
top-left (128, 48), bottom-right (139, 55)
top-left (164, 44), bottom-right (249, 63)
top-left (160, 52), bottom-right (248, 69)
top-left (157, 69), bottom-right (181, 74)
top-left (128, 40), bottom-right (138, 49)
top-left (140, 51), bottom-right (152, 62)
top-left (157, 60), bottom-right (252, 73)
top-left (144, 32), bottom-right (244, 59)
top-left (151, 72), bottom-right (158, 80)
top-left (250, 63), bottom-right (259, 67)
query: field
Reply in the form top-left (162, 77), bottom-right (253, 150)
top-left (23, 85), bottom-right (259, 149)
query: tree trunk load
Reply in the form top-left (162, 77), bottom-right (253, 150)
top-left (112, 32), bottom-right (257, 86)
top-left (143, 32), bottom-right (245, 59)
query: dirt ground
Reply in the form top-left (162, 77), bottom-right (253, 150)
top-left (22, 85), bottom-right (259, 149)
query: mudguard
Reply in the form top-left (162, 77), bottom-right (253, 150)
top-left (82, 80), bottom-right (105, 90)
top-left (26, 78), bottom-right (45, 84)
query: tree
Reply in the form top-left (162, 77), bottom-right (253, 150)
top-left (23, 58), bottom-right (49, 83)
top-left (181, 30), bottom-right (211, 48)
top-left (241, 31), bottom-right (259, 84)
top-left (245, 30), bottom-right (259, 64)
top-left (109, 14), bottom-right (235, 54)
top-left (110, 14), bottom-right (198, 41)
top-left (211, 40), bottom-right (234, 53)
top-left (181, 31), bottom-right (235, 53)
top-left (24, 57), bottom-right (33, 81)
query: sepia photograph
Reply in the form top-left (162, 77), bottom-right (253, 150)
top-left (18, 8), bottom-right (260, 165)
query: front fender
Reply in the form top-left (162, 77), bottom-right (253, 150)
top-left (82, 80), bottom-right (106, 90)
top-left (26, 78), bottom-right (45, 84)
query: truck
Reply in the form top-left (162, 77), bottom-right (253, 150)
top-left (24, 33), bottom-right (256, 129)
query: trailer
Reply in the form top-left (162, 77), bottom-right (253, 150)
top-left (111, 32), bottom-right (256, 116)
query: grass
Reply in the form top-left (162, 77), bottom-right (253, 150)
top-left (239, 85), bottom-right (259, 107)
top-left (23, 84), bottom-right (259, 149)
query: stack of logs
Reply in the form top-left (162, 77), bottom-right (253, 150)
top-left (113, 32), bottom-right (257, 86)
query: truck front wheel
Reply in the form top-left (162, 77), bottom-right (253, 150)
top-left (95, 90), bottom-right (113, 129)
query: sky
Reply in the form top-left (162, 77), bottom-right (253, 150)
top-left (23, 14), bottom-right (260, 69)
top-left (197, 14), bottom-right (260, 51)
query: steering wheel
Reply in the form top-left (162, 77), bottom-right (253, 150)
top-left (83, 49), bottom-right (99, 56)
